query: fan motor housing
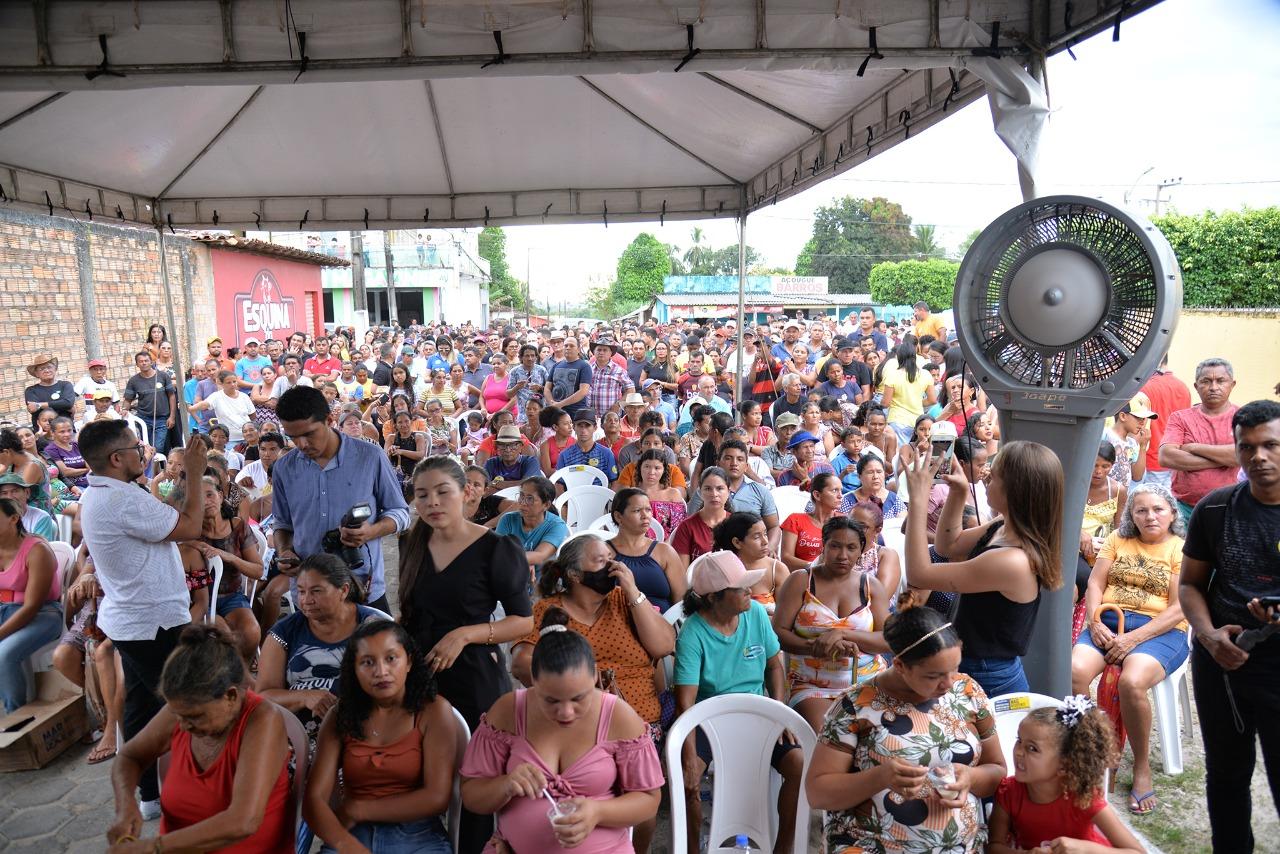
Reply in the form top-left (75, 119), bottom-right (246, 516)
top-left (954, 195), bottom-right (1182, 419)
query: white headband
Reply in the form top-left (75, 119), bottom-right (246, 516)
top-left (539, 625), bottom-right (568, 638)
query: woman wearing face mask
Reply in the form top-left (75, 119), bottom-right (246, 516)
top-left (510, 535), bottom-right (675, 852)
top-left (305, 621), bottom-right (457, 854)
top-left (772, 516), bottom-right (891, 733)
top-left (460, 609), bottom-right (663, 854)
top-left (805, 605), bottom-right (1006, 854)
top-left (606, 488), bottom-right (686, 613)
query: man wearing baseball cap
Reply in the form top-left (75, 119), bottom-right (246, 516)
top-left (77, 387), bottom-right (122, 432)
top-left (0, 472), bottom-right (57, 540)
top-left (206, 336), bottom-right (236, 374)
top-left (74, 357), bottom-right (120, 410)
top-left (672, 550), bottom-right (801, 853)
top-left (1109, 392), bottom-right (1158, 484)
top-left (233, 337), bottom-right (272, 389)
top-left (554, 408), bottom-right (619, 485)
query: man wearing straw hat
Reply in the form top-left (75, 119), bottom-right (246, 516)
top-left (24, 353), bottom-right (77, 426)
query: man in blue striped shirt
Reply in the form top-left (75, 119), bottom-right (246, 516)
top-left (272, 386), bottom-right (410, 612)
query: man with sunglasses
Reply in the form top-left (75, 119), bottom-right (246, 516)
top-left (77, 422), bottom-right (209, 820)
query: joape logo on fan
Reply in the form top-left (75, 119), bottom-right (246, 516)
top-left (1004, 391), bottom-right (1068, 411)
top-left (235, 269), bottom-right (296, 343)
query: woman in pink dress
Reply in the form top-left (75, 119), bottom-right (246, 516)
top-left (460, 609), bottom-right (663, 854)
top-left (482, 355), bottom-right (516, 415)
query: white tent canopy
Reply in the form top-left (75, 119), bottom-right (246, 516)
top-left (0, 0), bottom-right (1159, 231)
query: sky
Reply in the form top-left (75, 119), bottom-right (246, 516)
top-left (502, 0), bottom-right (1280, 307)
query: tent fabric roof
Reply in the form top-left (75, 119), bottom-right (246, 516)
top-left (657, 292), bottom-right (871, 306)
top-left (0, 1), bottom-right (1161, 231)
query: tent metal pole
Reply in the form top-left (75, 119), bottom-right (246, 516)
top-left (734, 187), bottom-right (747, 406)
top-left (154, 214), bottom-right (188, 448)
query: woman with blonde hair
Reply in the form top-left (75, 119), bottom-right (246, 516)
top-left (902, 440), bottom-right (1065, 696)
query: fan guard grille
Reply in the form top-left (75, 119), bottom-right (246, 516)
top-left (970, 201), bottom-right (1157, 389)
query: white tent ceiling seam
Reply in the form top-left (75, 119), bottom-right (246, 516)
top-left (0, 1), bottom-right (1161, 231)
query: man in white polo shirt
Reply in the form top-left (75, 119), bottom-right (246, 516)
top-left (78, 421), bottom-right (207, 819)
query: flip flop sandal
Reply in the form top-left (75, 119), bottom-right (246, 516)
top-left (1128, 789), bottom-right (1158, 814)
top-left (87, 743), bottom-right (117, 765)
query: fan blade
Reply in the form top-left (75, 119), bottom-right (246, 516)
top-left (1098, 328), bottom-right (1134, 361)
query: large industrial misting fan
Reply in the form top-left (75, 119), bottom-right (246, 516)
top-left (953, 196), bottom-right (1182, 695)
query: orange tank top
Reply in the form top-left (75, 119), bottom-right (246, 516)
top-left (160, 691), bottom-right (293, 852)
top-left (342, 712), bottom-right (425, 799)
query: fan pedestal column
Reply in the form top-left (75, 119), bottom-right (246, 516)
top-left (997, 410), bottom-right (1105, 698)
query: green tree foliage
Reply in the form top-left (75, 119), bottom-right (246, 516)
top-left (615, 233), bottom-right (673, 303)
top-left (477, 226), bottom-right (525, 309)
top-left (794, 197), bottom-right (916, 293)
top-left (1152, 207), bottom-right (1280, 308)
top-left (683, 227), bottom-right (711, 274)
top-left (867, 258), bottom-right (959, 311)
top-left (912, 224), bottom-right (944, 259)
top-left (953, 228), bottom-right (983, 260)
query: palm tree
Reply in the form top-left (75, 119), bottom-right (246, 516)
top-left (913, 224), bottom-right (943, 259)
top-left (683, 227), bottom-right (711, 274)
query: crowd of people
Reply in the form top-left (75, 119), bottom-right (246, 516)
top-left (2, 306), bottom-right (1277, 854)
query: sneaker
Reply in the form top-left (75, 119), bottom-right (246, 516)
top-left (139, 798), bottom-right (161, 821)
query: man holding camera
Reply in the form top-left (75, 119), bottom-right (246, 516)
top-left (272, 386), bottom-right (409, 613)
top-left (1179, 399), bottom-right (1280, 852)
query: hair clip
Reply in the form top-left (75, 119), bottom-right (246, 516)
top-left (1057, 693), bottom-right (1094, 728)
top-left (539, 624), bottom-right (568, 637)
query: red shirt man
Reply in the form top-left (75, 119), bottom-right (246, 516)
top-left (1159, 358), bottom-right (1239, 510)
top-left (1140, 357), bottom-right (1191, 476)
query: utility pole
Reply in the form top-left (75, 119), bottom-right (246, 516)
top-left (1152, 177), bottom-right (1182, 216)
top-left (525, 248), bottom-right (532, 329)
top-left (384, 231), bottom-right (398, 326)
top-left (350, 231), bottom-right (368, 329)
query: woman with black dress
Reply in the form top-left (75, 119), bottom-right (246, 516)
top-left (398, 456), bottom-right (534, 854)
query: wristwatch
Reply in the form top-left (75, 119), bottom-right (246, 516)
top-left (631, 592), bottom-right (648, 607)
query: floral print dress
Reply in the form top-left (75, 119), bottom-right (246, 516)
top-left (820, 674), bottom-right (994, 853)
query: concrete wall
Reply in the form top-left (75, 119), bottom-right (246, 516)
top-left (1166, 308), bottom-right (1280, 406)
top-left (0, 208), bottom-right (217, 419)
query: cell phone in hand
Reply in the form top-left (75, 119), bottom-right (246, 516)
top-left (1255, 595), bottom-right (1280, 612)
top-left (928, 421), bottom-right (958, 482)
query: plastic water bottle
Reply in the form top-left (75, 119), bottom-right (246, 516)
top-left (733, 834), bottom-right (752, 852)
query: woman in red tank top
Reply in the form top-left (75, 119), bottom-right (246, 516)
top-left (304, 620), bottom-right (456, 854)
top-left (107, 625), bottom-right (293, 854)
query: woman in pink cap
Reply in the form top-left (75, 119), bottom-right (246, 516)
top-left (672, 550), bottom-right (804, 854)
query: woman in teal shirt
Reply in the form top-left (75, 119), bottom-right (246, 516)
top-left (673, 550), bottom-right (804, 854)
top-left (494, 476), bottom-right (569, 572)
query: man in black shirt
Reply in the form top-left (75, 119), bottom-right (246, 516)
top-left (1180, 399), bottom-right (1280, 852)
top-left (24, 353), bottom-right (77, 426)
top-left (370, 343), bottom-right (396, 388)
top-left (817, 337), bottom-right (873, 390)
top-left (122, 351), bottom-right (177, 452)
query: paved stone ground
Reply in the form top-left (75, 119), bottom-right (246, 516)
top-left (0, 535), bottom-right (1163, 852)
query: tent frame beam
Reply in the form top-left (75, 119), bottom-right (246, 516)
top-left (424, 80), bottom-right (455, 198)
top-left (0, 46), bottom-right (1022, 89)
top-left (577, 77), bottom-right (740, 185)
top-left (697, 73), bottom-right (822, 134)
top-left (0, 91), bottom-right (65, 133)
top-left (157, 86), bottom-right (264, 200)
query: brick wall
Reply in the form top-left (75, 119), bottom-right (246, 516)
top-left (0, 208), bottom-right (217, 420)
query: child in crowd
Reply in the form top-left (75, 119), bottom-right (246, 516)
top-left (988, 695), bottom-right (1145, 854)
top-left (828, 427), bottom-right (864, 494)
top-left (147, 447), bottom-right (185, 500)
top-left (462, 410), bottom-right (488, 461)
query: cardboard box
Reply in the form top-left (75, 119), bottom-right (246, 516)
top-left (0, 670), bottom-right (89, 772)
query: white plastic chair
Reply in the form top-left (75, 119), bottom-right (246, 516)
top-left (770, 485), bottom-right (809, 521)
top-left (494, 485), bottom-right (523, 501)
top-left (664, 693), bottom-right (817, 854)
top-left (550, 464), bottom-right (610, 490)
top-left (124, 413), bottom-right (151, 448)
top-left (1150, 634), bottom-right (1193, 775)
top-left (206, 555), bottom-right (224, 624)
top-left (451, 408), bottom-right (484, 442)
top-left (20, 541), bottom-right (76, 701)
top-left (553, 485), bottom-right (615, 532)
top-left (55, 512), bottom-right (74, 544)
top-left (990, 692), bottom-right (1063, 771)
top-left (447, 706), bottom-right (472, 851)
top-left (585, 513), bottom-right (665, 543)
top-left (244, 523), bottom-right (268, 603)
top-left (658, 601), bottom-right (687, 689)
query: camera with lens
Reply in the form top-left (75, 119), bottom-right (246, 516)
top-left (321, 502), bottom-right (373, 570)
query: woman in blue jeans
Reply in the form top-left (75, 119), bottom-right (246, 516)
top-left (304, 620), bottom-right (456, 854)
top-left (901, 440), bottom-right (1065, 696)
top-left (0, 496), bottom-right (63, 712)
